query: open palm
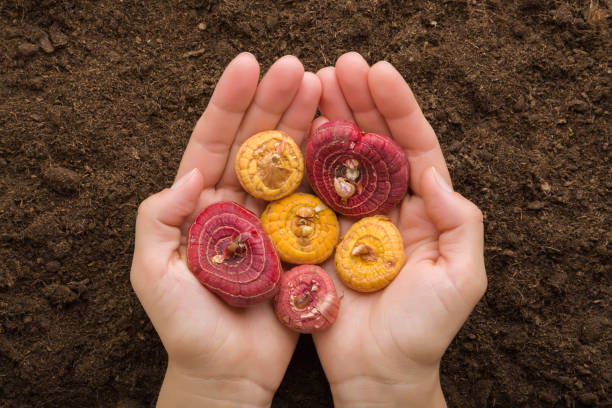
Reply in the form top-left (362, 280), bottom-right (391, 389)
top-left (131, 53), bottom-right (321, 405)
top-left (309, 53), bottom-right (487, 405)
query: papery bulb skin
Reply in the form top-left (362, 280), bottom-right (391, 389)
top-left (334, 215), bottom-right (406, 292)
top-left (274, 265), bottom-right (340, 333)
top-left (305, 120), bottom-right (409, 218)
top-left (235, 130), bottom-right (304, 201)
top-left (261, 193), bottom-right (339, 265)
top-left (187, 202), bottom-right (282, 307)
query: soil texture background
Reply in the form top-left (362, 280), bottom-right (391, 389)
top-left (1, 1), bottom-right (610, 407)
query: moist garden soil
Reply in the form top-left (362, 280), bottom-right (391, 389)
top-left (1, 1), bottom-right (610, 407)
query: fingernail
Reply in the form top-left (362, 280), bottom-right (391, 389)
top-left (374, 60), bottom-right (394, 71)
top-left (238, 51), bottom-right (256, 60)
top-left (432, 167), bottom-right (453, 193)
top-left (171, 168), bottom-right (197, 190)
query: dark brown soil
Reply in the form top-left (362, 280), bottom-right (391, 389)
top-left (1, 1), bottom-right (610, 407)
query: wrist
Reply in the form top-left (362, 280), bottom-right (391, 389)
top-left (330, 365), bottom-right (446, 408)
top-left (157, 360), bottom-right (274, 408)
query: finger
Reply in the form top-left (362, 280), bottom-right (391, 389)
top-left (317, 66), bottom-right (355, 122)
top-left (276, 72), bottom-right (322, 147)
top-left (176, 53), bottom-right (260, 187)
top-left (310, 115), bottom-right (329, 141)
top-left (217, 55), bottom-right (305, 189)
top-left (133, 168), bottom-right (204, 282)
top-left (335, 52), bottom-right (391, 135)
top-left (420, 167), bottom-right (487, 302)
top-left (368, 61), bottom-right (451, 195)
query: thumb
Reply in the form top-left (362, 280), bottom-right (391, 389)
top-left (132, 168), bottom-right (204, 276)
top-left (420, 167), bottom-right (487, 301)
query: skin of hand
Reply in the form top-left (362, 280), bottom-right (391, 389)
top-left (130, 53), bottom-right (321, 407)
top-left (310, 52), bottom-right (487, 407)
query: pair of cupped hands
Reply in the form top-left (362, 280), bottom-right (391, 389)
top-left (131, 52), bottom-right (486, 407)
